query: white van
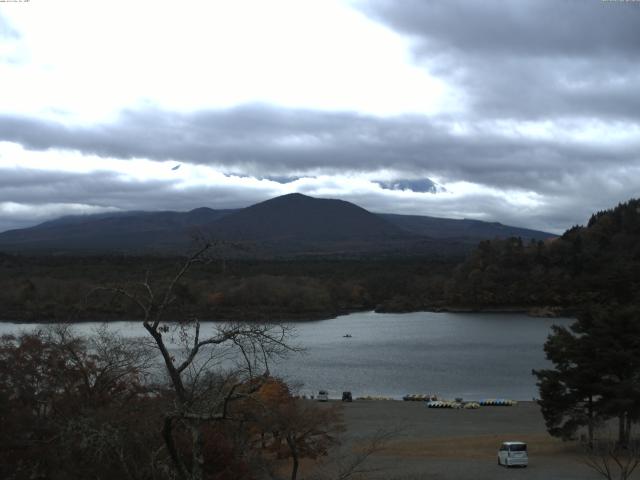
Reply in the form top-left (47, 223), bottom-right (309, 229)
top-left (317, 390), bottom-right (329, 402)
top-left (498, 441), bottom-right (528, 467)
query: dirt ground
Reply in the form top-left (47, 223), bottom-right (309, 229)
top-left (305, 400), bottom-right (635, 480)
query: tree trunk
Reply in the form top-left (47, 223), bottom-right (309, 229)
top-left (619, 413), bottom-right (626, 447)
top-left (587, 395), bottom-right (594, 449)
top-left (163, 417), bottom-right (189, 480)
top-left (286, 434), bottom-right (299, 480)
top-left (191, 421), bottom-right (205, 480)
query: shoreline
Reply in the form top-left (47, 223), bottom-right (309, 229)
top-left (420, 305), bottom-right (574, 318)
top-left (0, 304), bottom-right (573, 324)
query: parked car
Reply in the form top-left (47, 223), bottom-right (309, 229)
top-left (342, 391), bottom-right (353, 402)
top-left (317, 390), bottom-right (329, 401)
top-left (498, 441), bottom-right (528, 467)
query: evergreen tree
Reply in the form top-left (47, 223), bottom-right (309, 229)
top-left (534, 321), bottom-right (601, 445)
top-left (580, 306), bottom-right (640, 446)
top-left (534, 305), bottom-right (640, 446)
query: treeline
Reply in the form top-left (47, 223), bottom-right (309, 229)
top-left (0, 254), bottom-right (456, 322)
top-left (444, 198), bottom-right (640, 312)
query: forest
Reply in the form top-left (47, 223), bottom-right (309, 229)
top-left (0, 254), bottom-right (456, 322)
top-left (445, 198), bottom-right (640, 312)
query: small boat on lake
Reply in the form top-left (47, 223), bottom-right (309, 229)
top-left (343, 334), bottom-right (352, 338)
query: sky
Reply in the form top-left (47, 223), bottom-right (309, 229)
top-left (1, 0), bottom-right (639, 234)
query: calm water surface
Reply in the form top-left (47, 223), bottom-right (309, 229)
top-left (0, 311), bottom-right (572, 400)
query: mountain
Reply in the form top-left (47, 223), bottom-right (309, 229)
top-left (0, 193), bottom-right (554, 255)
top-left (210, 193), bottom-right (405, 241)
top-left (379, 213), bottom-right (551, 242)
top-left (0, 208), bottom-right (233, 254)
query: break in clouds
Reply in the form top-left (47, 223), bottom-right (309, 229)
top-left (1, 0), bottom-right (639, 234)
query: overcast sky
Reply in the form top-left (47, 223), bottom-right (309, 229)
top-left (1, 0), bottom-right (639, 234)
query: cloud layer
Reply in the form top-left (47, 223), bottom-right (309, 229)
top-left (2, 106), bottom-right (637, 190)
top-left (1, 0), bottom-right (639, 235)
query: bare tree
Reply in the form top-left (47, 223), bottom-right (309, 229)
top-left (306, 428), bottom-right (401, 480)
top-left (582, 438), bottom-right (640, 480)
top-left (101, 243), bottom-right (299, 480)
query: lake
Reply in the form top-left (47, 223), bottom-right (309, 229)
top-left (0, 311), bottom-right (572, 401)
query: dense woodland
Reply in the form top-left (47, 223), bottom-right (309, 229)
top-left (445, 198), bottom-right (640, 312)
top-left (0, 254), bottom-right (455, 322)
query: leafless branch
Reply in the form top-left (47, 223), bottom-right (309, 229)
top-left (307, 427), bottom-right (402, 480)
top-left (582, 438), bottom-right (640, 480)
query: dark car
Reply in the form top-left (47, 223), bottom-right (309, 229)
top-left (342, 391), bottom-right (353, 402)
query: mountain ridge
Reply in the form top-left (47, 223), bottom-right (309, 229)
top-left (0, 193), bottom-right (555, 255)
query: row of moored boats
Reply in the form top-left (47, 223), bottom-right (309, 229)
top-left (402, 394), bottom-right (517, 408)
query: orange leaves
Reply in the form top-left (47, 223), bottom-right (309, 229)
top-left (256, 377), bottom-right (292, 407)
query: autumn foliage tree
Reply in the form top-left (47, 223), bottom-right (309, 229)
top-left (0, 326), bottom-right (162, 480)
top-left (250, 378), bottom-right (345, 480)
top-left (0, 326), bottom-right (303, 480)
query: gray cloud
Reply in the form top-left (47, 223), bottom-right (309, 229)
top-left (1, 106), bottom-right (638, 197)
top-left (0, 168), bottom-right (272, 213)
top-left (375, 178), bottom-right (440, 193)
top-left (0, 170), bottom-right (175, 210)
top-left (0, 168), bottom-right (278, 232)
top-left (1, 154), bottom-right (638, 234)
top-left (0, 103), bottom-right (638, 235)
top-left (359, 0), bottom-right (640, 121)
top-left (261, 175), bottom-right (304, 184)
top-left (362, 0), bottom-right (640, 59)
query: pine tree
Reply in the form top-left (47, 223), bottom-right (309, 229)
top-left (534, 305), bottom-right (640, 446)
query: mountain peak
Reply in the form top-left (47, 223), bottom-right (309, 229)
top-left (209, 193), bottom-right (405, 242)
top-left (275, 192), bottom-right (309, 200)
top-left (258, 192), bottom-right (324, 205)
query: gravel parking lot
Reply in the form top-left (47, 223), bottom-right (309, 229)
top-left (329, 400), bottom-right (619, 480)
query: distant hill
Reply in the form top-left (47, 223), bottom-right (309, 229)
top-left (0, 208), bottom-right (233, 254)
top-left (379, 213), bottom-right (550, 242)
top-left (0, 193), bottom-right (554, 256)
